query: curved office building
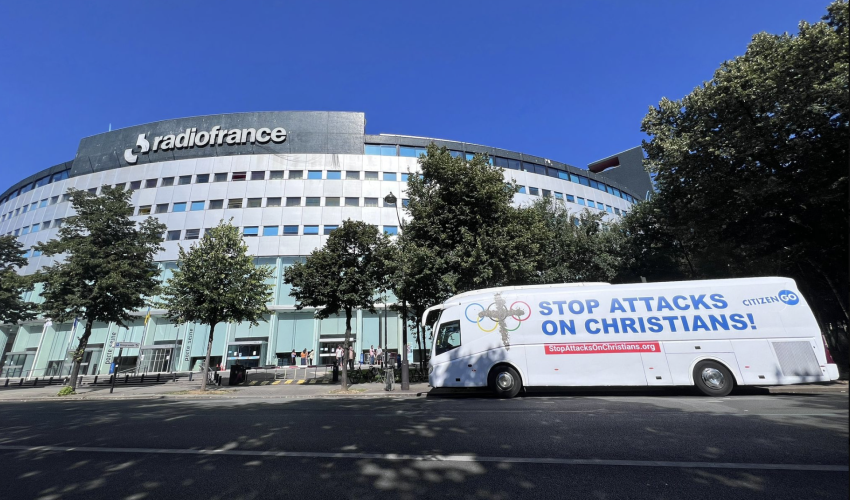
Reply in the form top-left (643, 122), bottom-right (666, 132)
top-left (0, 111), bottom-right (651, 378)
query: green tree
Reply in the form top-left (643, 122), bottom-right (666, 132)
top-left (638, 1), bottom-right (849, 328)
top-left (283, 219), bottom-right (385, 388)
top-left (404, 145), bottom-right (542, 303)
top-left (0, 235), bottom-right (36, 325)
top-left (158, 220), bottom-right (274, 391)
top-left (527, 198), bottom-right (628, 284)
top-left (35, 186), bottom-right (166, 389)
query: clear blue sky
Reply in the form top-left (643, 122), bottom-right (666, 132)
top-left (0, 0), bottom-right (830, 192)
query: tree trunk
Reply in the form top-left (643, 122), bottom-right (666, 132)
top-left (341, 308), bottom-right (351, 388)
top-left (200, 323), bottom-right (216, 391)
top-left (417, 321), bottom-right (424, 373)
top-left (66, 318), bottom-right (93, 389)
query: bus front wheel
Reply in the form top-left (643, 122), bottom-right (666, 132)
top-left (693, 360), bottom-right (734, 397)
top-left (489, 365), bottom-right (522, 399)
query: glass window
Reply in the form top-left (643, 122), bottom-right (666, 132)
top-left (129, 181), bottom-right (142, 190)
top-left (557, 171), bottom-right (570, 181)
top-left (542, 189), bottom-right (552, 198)
top-left (247, 198), bottom-right (262, 208)
top-left (38, 199), bottom-right (48, 208)
top-left (251, 171), bottom-right (265, 181)
top-left (614, 207), bottom-right (621, 215)
top-left (384, 226), bottom-right (398, 235)
top-left (606, 185), bottom-right (615, 195)
top-left (307, 171), bottom-right (322, 180)
top-left (465, 153), bottom-right (475, 161)
top-left (145, 179), bottom-right (157, 188)
top-left (346, 171), bottom-right (360, 180)
top-left (42, 220), bottom-right (51, 229)
top-left (401, 173), bottom-right (409, 182)
top-left (31, 223), bottom-right (40, 232)
top-left (303, 225), bottom-right (319, 235)
top-left (494, 157), bottom-right (509, 169)
top-left (286, 197), bottom-right (301, 207)
top-left (381, 145), bottom-right (397, 156)
top-left (54, 218), bottom-right (64, 227)
top-left (554, 192), bottom-right (563, 200)
top-left (190, 201), bottom-right (205, 211)
top-left (283, 225), bottom-right (298, 235)
top-left (50, 196), bottom-right (59, 205)
top-left (138, 205), bottom-right (152, 215)
top-left (402, 198), bottom-right (409, 207)
top-left (243, 226), bottom-right (259, 237)
top-left (263, 226), bottom-right (279, 236)
top-left (166, 230), bottom-right (181, 241)
top-left (566, 194), bottom-right (575, 203)
top-left (449, 151), bottom-right (462, 158)
top-left (289, 171), bottom-right (303, 179)
top-left (577, 197), bottom-right (586, 206)
top-left (161, 177), bottom-right (175, 187)
top-left (364, 197), bottom-right (378, 207)
top-left (569, 173), bottom-right (579, 183)
top-left (51, 170), bottom-right (69, 182)
top-left (209, 200), bottom-right (223, 210)
top-left (214, 173), bottom-right (228, 182)
top-left (32, 248), bottom-right (41, 257)
top-left (156, 203), bottom-right (169, 214)
top-left (399, 146), bottom-right (417, 157)
top-left (13, 228), bottom-right (19, 236)
top-left (517, 186), bottom-right (526, 194)
top-left (529, 187), bottom-right (539, 196)
top-left (31, 202), bottom-right (38, 210)
top-left (323, 225), bottom-right (338, 235)
top-left (578, 176), bottom-right (589, 187)
top-left (587, 200), bottom-right (596, 209)
top-left (383, 172), bottom-right (397, 181)
top-left (267, 197), bottom-right (281, 207)
top-left (115, 183), bottom-right (127, 190)
top-left (196, 174), bottom-right (209, 184)
top-left (178, 175), bottom-right (191, 185)
top-left (269, 171), bottom-right (284, 180)
top-left (232, 172), bottom-right (247, 181)
top-left (365, 144), bottom-right (382, 155)
top-left (325, 197), bottom-right (340, 207)
top-left (344, 197), bottom-right (359, 207)
top-left (435, 320), bottom-right (461, 356)
top-left (606, 205), bottom-right (614, 213)
top-left (326, 171), bottom-right (342, 180)
top-left (365, 171), bottom-right (379, 180)
top-left (415, 148), bottom-right (427, 157)
top-left (87, 188), bottom-right (98, 195)
top-left (227, 199), bottom-right (243, 209)
top-left (172, 202), bottom-right (187, 212)
top-left (185, 229), bottom-right (200, 240)
top-left (305, 197), bottom-right (320, 207)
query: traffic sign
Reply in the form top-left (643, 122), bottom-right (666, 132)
top-left (114, 342), bottom-right (140, 348)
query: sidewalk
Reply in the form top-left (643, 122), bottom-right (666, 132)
top-left (0, 380), bottom-right (845, 402)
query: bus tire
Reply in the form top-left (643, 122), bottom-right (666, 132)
top-left (488, 365), bottom-right (522, 399)
top-left (693, 360), bottom-right (734, 397)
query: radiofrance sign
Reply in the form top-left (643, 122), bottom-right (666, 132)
top-left (124, 126), bottom-right (287, 163)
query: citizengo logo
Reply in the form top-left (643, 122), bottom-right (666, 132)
top-left (778, 290), bottom-right (800, 306)
top-left (123, 125), bottom-right (287, 164)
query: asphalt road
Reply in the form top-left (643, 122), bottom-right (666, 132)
top-left (0, 392), bottom-right (847, 499)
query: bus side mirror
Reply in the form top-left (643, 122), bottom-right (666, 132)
top-left (424, 309), bottom-right (441, 328)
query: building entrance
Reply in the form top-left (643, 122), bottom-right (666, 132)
top-left (138, 346), bottom-right (175, 373)
top-left (225, 341), bottom-right (267, 369)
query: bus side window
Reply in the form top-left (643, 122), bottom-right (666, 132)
top-left (435, 320), bottom-right (461, 356)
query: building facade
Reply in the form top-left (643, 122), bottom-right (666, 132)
top-left (0, 111), bottom-right (649, 378)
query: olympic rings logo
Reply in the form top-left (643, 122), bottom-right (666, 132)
top-left (464, 301), bottom-right (532, 332)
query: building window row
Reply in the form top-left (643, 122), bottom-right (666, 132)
top-left (1, 170), bottom-right (70, 206)
top-left (5, 218), bottom-right (63, 237)
top-left (136, 196), bottom-right (409, 215)
top-left (365, 143), bottom-right (636, 204)
top-left (164, 225), bottom-right (400, 241)
top-left (126, 170), bottom-right (410, 190)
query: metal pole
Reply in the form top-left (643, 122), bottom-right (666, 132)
top-left (395, 203), bottom-right (410, 391)
top-left (110, 347), bottom-right (122, 394)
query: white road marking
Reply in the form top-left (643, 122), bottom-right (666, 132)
top-left (0, 445), bottom-right (845, 472)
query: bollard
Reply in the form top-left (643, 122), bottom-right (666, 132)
top-left (93, 375), bottom-right (98, 384)
top-left (4, 378), bottom-right (8, 387)
top-left (19, 378), bottom-right (24, 386)
top-left (156, 373), bottom-right (160, 382)
top-left (125, 374), bottom-right (130, 383)
top-left (172, 372), bottom-right (176, 382)
top-left (189, 372), bottom-right (193, 382)
top-left (34, 378), bottom-right (38, 386)
top-left (48, 377), bottom-right (54, 385)
top-left (140, 374), bottom-right (144, 383)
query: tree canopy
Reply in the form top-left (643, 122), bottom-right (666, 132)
top-left (633, 0), bottom-right (848, 339)
top-left (158, 219), bottom-right (274, 391)
top-left (0, 235), bottom-right (36, 325)
top-left (35, 185), bottom-right (166, 388)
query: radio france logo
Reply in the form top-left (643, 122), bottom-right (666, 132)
top-left (464, 292), bottom-right (531, 349)
top-left (778, 290), bottom-right (799, 306)
top-left (123, 126), bottom-right (287, 164)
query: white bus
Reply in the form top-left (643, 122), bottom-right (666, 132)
top-left (423, 277), bottom-right (839, 398)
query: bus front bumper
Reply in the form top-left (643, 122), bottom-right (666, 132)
top-left (826, 364), bottom-right (840, 381)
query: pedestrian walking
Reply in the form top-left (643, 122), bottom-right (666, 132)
top-left (376, 346), bottom-right (383, 367)
top-left (291, 349), bottom-right (297, 365)
top-left (336, 345), bottom-right (343, 368)
top-left (308, 349), bottom-right (314, 366)
top-left (348, 345), bottom-right (355, 370)
top-left (369, 345), bottom-right (375, 365)
top-left (301, 349), bottom-right (307, 366)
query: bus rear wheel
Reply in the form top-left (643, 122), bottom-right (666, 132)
top-left (693, 360), bottom-right (734, 397)
top-left (489, 365), bottom-right (522, 399)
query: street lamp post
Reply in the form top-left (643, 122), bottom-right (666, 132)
top-left (383, 192), bottom-right (410, 391)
